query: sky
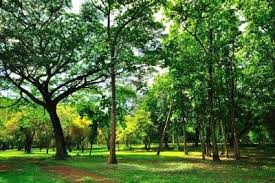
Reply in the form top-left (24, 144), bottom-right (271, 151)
top-left (71, 0), bottom-right (85, 14)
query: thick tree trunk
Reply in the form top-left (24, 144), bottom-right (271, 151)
top-left (108, 65), bottom-right (117, 164)
top-left (157, 104), bottom-right (172, 155)
top-left (24, 131), bottom-right (35, 154)
top-left (46, 104), bottom-right (67, 159)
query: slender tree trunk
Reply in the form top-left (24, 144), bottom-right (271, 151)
top-left (220, 120), bottom-right (229, 158)
top-left (148, 136), bottom-right (151, 151)
top-left (209, 64), bottom-right (219, 161)
top-left (183, 121), bottom-right (188, 155)
top-left (157, 104), bottom-right (172, 155)
top-left (194, 125), bottom-right (200, 147)
top-left (208, 29), bottom-right (220, 161)
top-left (105, 131), bottom-right (111, 150)
top-left (108, 65), bottom-right (117, 164)
top-left (270, 0), bottom-right (275, 85)
top-left (205, 128), bottom-right (211, 157)
top-left (201, 139), bottom-right (206, 160)
top-left (230, 41), bottom-right (240, 160)
top-left (46, 104), bottom-right (67, 159)
top-left (176, 134), bottom-right (180, 151)
top-left (164, 132), bottom-right (169, 149)
top-left (89, 143), bottom-right (93, 156)
top-left (81, 143), bottom-right (85, 153)
top-left (229, 75), bottom-right (240, 160)
top-left (197, 113), bottom-right (205, 159)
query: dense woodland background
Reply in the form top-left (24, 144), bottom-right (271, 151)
top-left (0, 0), bottom-right (274, 166)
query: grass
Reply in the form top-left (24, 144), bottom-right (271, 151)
top-left (0, 145), bottom-right (274, 183)
top-left (0, 159), bottom-right (68, 183)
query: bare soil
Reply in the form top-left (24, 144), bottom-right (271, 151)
top-left (42, 165), bottom-right (115, 183)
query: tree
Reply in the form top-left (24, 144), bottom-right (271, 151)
top-left (0, 0), bottom-right (108, 159)
top-left (83, 0), bottom-right (163, 164)
top-left (118, 108), bottom-right (152, 150)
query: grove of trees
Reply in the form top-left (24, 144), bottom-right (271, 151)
top-left (0, 0), bottom-right (274, 164)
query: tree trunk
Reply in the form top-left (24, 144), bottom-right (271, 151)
top-left (172, 134), bottom-right (175, 144)
top-left (194, 125), bottom-right (200, 147)
top-left (148, 136), bottom-right (151, 151)
top-left (24, 131), bottom-right (35, 154)
top-left (89, 144), bottom-right (93, 156)
top-left (46, 104), bottom-right (67, 159)
top-left (108, 65), bottom-right (117, 164)
top-left (106, 131), bottom-right (111, 150)
top-left (270, 0), bottom-right (275, 85)
top-left (183, 122), bottom-right (188, 155)
top-left (176, 134), bottom-right (180, 151)
top-left (157, 103), bottom-right (172, 155)
top-left (208, 29), bottom-right (220, 161)
top-left (220, 120), bottom-right (229, 158)
top-left (201, 139), bottom-right (206, 160)
top-left (229, 42), bottom-right (240, 160)
top-left (205, 128), bottom-right (211, 157)
top-left (164, 132), bottom-right (169, 149)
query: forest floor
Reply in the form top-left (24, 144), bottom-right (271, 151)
top-left (0, 145), bottom-right (274, 183)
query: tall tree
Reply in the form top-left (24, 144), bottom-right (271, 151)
top-left (84, 0), bottom-right (163, 164)
top-left (0, 0), bottom-right (108, 159)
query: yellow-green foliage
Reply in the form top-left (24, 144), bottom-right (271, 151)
top-left (57, 105), bottom-right (90, 143)
top-left (118, 109), bottom-right (152, 144)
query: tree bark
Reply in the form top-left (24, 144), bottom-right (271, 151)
top-left (108, 65), bottom-right (117, 164)
top-left (46, 104), bottom-right (67, 159)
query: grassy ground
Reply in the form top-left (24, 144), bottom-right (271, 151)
top-left (0, 145), bottom-right (274, 183)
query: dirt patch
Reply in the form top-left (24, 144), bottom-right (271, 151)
top-left (42, 165), bottom-right (115, 183)
top-left (0, 164), bottom-right (12, 172)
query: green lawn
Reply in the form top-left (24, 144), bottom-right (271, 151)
top-left (0, 146), bottom-right (274, 183)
